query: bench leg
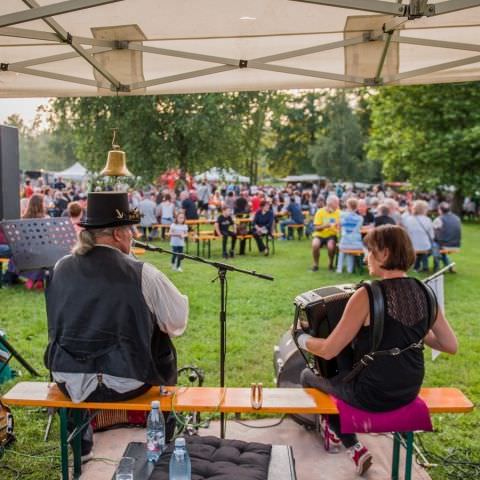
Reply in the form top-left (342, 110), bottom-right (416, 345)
top-left (59, 408), bottom-right (70, 480)
top-left (391, 432), bottom-right (401, 480)
top-left (72, 409), bottom-right (83, 479)
top-left (404, 432), bottom-right (414, 480)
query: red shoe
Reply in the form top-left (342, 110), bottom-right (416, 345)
top-left (33, 280), bottom-right (44, 290)
top-left (320, 415), bottom-right (341, 453)
top-left (349, 442), bottom-right (373, 475)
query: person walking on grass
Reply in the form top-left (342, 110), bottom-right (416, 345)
top-left (169, 211), bottom-right (188, 272)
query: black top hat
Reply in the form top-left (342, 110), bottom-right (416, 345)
top-left (79, 192), bottom-right (141, 229)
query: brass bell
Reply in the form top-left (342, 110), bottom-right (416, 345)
top-left (100, 129), bottom-right (133, 177)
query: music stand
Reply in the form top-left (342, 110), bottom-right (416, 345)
top-left (0, 218), bottom-right (77, 377)
top-left (1, 218), bottom-right (76, 273)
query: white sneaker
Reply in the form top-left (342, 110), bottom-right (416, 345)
top-left (320, 416), bottom-right (341, 453)
top-left (81, 451), bottom-right (94, 464)
top-left (171, 264), bottom-right (176, 270)
top-left (176, 267), bottom-right (183, 272)
top-left (349, 442), bottom-right (373, 475)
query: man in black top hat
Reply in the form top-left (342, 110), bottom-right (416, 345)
top-left (44, 192), bottom-right (188, 459)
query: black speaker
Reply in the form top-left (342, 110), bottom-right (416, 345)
top-left (0, 125), bottom-right (20, 220)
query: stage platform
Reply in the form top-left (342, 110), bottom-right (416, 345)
top-left (80, 417), bottom-right (432, 479)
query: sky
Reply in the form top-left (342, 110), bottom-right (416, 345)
top-left (0, 98), bottom-right (50, 127)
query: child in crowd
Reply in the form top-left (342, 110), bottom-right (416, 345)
top-left (337, 198), bottom-right (364, 274)
top-left (156, 193), bottom-right (175, 239)
top-left (169, 211), bottom-right (188, 272)
top-left (215, 206), bottom-right (237, 259)
top-left (67, 201), bottom-right (84, 236)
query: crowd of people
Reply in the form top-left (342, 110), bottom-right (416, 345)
top-left (0, 176), bottom-right (464, 283)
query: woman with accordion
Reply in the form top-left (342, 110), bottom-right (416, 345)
top-left (295, 225), bottom-right (458, 475)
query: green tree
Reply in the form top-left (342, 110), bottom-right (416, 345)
top-left (309, 91), bottom-right (365, 181)
top-left (5, 113), bottom-right (73, 172)
top-left (367, 83), bottom-right (480, 211)
top-left (231, 91), bottom-right (281, 183)
top-left (49, 94), bottom-right (252, 181)
top-left (267, 92), bottom-right (325, 177)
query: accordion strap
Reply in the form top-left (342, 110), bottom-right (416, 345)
top-left (343, 278), bottom-right (437, 383)
top-left (343, 341), bottom-right (424, 382)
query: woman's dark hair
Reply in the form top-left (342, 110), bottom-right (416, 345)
top-left (364, 225), bottom-right (415, 271)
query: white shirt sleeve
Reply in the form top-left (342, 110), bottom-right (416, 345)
top-left (433, 217), bottom-right (442, 230)
top-left (141, 262), bottom-right (189, 337)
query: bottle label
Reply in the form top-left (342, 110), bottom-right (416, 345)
top-left (147, 432), bottom-right (165, 452)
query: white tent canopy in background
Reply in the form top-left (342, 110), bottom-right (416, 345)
top-left (55, 161), bottom-right (88, 180)
top-left (1, 0), bottom-right (480, 98)
top-left (195, 168), bottom-right (250, 184)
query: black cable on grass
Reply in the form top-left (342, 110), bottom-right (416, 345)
top-left (234, 415), bottom-right (286, 429)
top-left (415, 433), bottom-right (480, 478)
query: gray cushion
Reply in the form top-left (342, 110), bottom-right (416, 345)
top-left (152, 435), bottom-right (271, 480)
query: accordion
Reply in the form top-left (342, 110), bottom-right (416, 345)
top-left (293, 284), bottom-right (357, 378)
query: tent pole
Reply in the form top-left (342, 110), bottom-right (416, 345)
top-left (0, 0), bottom-right (123, 29)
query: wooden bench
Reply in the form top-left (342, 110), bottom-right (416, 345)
top-left (193, 232), bottom-right (219, 258)
top-left (2, 382), bottom-right (473, 480)
top-left (286, 224), bottom-right (305, 240)
top-left (236, 234), bottom-right (253, 254)
top-left (337, 248), bottom-right (365, 274)
top-left (439, 248), bottom-right (460, 255)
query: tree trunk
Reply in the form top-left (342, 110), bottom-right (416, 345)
top-left (452, 189), bottom-right (464, 216)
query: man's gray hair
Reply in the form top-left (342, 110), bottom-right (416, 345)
top-left (72, 227), bottom-right (117, 256)
top-left (326, 195), bottom-right (339, 207)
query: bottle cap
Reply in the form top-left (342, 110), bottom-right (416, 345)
top-left (175, 437), bottom-right (186, 447)
top-left (151, 400), bottom-right (160, 408)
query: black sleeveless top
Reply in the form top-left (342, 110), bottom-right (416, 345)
top-left (352, 278), bottom-right (430, 411)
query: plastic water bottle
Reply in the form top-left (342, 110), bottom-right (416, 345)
top-left (169, 437), bottom-right (191, 480)
top-left (146, 400), bottom-right (165, 462)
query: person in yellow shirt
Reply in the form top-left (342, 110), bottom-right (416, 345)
top-left (311, 195), bottom-right (340, 271)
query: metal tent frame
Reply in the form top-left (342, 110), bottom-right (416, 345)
top-left (1, 0), bottom-right (480, 95)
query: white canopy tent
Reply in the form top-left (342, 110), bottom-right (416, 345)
top-left (54, 161), bottom-right (88, 180)
top-left (195, 168), bottom-right (250, 183)
top-left (1, 0), bottom-right (480, 98)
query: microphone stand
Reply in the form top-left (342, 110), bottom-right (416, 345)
top-left (134, 240), bottom-right (274, 438)
top-left (423, 262), bottom-right (456, 284)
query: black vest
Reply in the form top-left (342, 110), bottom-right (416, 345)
top-left (44, 246), bottom-right (177, 385)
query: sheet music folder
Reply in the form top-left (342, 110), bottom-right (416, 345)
top-left (1, 218), bottom-right (76, 271)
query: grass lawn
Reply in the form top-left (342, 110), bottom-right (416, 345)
top-left (0, 224), bottom-right (478, 479)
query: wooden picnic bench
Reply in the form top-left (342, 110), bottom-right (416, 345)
top-left (286, 224), bottom-right (305, 240)
top-left (2, 382), bottom-right (473, 480)
top-left (337, 248), bottom-right (365, 274)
